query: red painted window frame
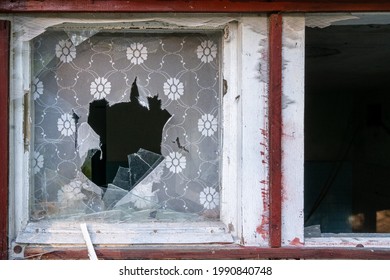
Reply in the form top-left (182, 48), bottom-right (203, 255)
top-left (2, 0), bottom-right (390, 13)
top-left (1, 0), bottom-right (390, 259)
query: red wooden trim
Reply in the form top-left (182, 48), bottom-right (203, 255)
top-left (268, 14), bottom-right (283, 248)
top-left (24, 245), bottom-right (390, 260)
top-left (0, 20), bottom-right (10, 260)
top-left (2, 0), bottom-right (390, 12)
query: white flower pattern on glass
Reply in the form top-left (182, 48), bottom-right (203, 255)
top-left (57, 113), bottom-right (76, 136)
top-left (32, 78), bottom-right (43, 100)
top-left (57, 180), bottom-right (87, 206)
top-left (55, 39), bottom-right (76, 63)
top-left (32, 151), bottom-right (44, 175)
top-left (199, 186), bottom-right (220, 210)
top-left (198, 114), bottom-right (218, 137)
top-left (166, 152), bottom-right (186, 174)
top-left (127, 43), bottom-right (148, 65)
top-left (163, 78), bottom-right (184, 100)
top-left (90, 77), bottom-right (111, 99)
top-left (197, 40), bottom-right (217, 63)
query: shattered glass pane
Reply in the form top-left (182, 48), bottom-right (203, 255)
top-left (30, 29), bottom-right (221, 223)
top-left (128, 149), bottom-right (165, 189)
top-left (102, 184), bottom-right (128, 210)
top-left (112, 168), bottom-right (130, 190)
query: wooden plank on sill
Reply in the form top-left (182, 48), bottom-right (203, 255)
top-left (268, 13), bottom-right (283, 248)
top-left (0, 20), bottom-right (10, 261)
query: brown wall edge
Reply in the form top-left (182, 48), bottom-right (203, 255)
top-left (3, 1), bottom-right (390, 13)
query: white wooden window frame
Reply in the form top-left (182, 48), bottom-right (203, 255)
top-left (282, 13), bottom-right (390, 248)
top-left (8, 15), bottom-right (269, 253)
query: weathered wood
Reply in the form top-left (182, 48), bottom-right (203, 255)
top-left (281, 15), bottom-right (305, 246)
top-left (240, 16), bottom-right (269, 246)
top-left (16, 221), bottom-right (234, 244)
top-left (0, 20), bottom-right (10, 261)
top-left (24, 245), bottom-right (390, 260)
top-left (221, 21), bottom-right (241, 242)
top-left (268, 13), bottom-right (283, 248)
top-left (2, 0), bottom-right (390, 12)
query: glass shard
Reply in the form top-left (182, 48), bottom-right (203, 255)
top-left (112, 167), bottom-right (131, 190)
top-left (102, 184), bottom-right (128, 210)
top-left (114, 157), bottom-right (164, 209)
top-left (128, 149), bottom-right (165, 189)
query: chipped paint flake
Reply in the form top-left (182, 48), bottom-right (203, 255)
top-left (289, 237), bottom-right (303, 246)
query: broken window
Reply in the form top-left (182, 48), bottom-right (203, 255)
top-left (305, 21), bottom-right (390, 234)
top-left (30, 29), bottom-right (222, 223)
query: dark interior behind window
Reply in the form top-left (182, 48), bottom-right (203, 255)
top-left (305, 24), bottom-right (390, 234)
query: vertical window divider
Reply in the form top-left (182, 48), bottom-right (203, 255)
top-left (268, 13), bottom-right (283, 248)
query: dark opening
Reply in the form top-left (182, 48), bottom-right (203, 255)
top-left (84, 78), bottom-right (171, 188)
top-left (305, 24), bottom-right (390, 234)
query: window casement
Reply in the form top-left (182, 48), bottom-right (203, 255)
top-left (282, 13), bottom-right (390, 247)
top-left (6, 14), bottom-right (269, 258)
top-left (4, 10), bottom-right (390, 261)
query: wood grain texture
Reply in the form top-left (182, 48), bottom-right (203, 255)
top-left (24, 245), bottom-right (390, 260)
top-left (2, 0), bottom-right (390, 12)
top-left (280, 15), bottom-right (305, 246)
top-left (268, 13), bottom-right (282, 248)
top-left (0, 20), bottom-right (10, 260)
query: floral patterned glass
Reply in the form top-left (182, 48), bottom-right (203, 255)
top-left (31, 30), bottom-right (221, 222)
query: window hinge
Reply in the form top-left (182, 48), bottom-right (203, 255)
top-left (224, 25), bottom-right (230, 40)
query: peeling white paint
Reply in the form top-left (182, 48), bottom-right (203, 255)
top-left (239, 16), bottom-right (269, 247)
top-left (282, 94), bottom-right (296, 110)
top-left (305, 13), bottom-right (359, 28)
top-left (281, 15), bottom-right (305, 246)
top-left (10, 14), bottom-right (238, 42)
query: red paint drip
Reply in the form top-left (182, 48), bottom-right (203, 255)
top-left (289, 237), bottom-right (303, 246)
top-left (256, 217), bottom-right (269, 239)
top-left (256, 187), bottom-right (269, 240)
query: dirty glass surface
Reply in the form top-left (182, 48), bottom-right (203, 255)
top-left (30, 29), bottom-right (221, 223)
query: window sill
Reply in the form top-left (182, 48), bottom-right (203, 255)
top-left (305, 236), bottom-right (390, 248)
top-left (16, 220), bottom-right (234, 245)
